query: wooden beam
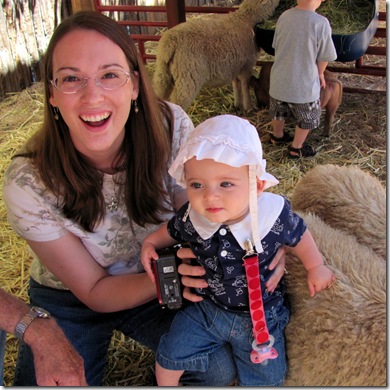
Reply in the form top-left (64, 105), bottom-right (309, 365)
top-left (166, 0), bottom-right (185, 28)
top-left (71, 0), bottom-right (95, 13)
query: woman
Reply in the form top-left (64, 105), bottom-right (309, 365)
top-left (3, 11), bottom-right (285, 385)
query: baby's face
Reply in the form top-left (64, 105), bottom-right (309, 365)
top-left (184, 157), bottom-right (250, 225)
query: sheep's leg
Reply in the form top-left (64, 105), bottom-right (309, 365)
top-left (237, 71), bottom-right (253, 111)
top-left (241, 79), bottom-right (253, 111)
top-left (232, 78), bottom-right (243, 109)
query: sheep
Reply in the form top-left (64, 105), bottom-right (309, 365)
top-left (284, 212), bottom-right (386, 386)
top-left (152, 0), bottom-right (280, 111)
top-left (291, 164), bottom-right (386, 260)
top-left (249, 62), bottom-right (343, 136)
top-left (284, 165), bottom-right (386, 386)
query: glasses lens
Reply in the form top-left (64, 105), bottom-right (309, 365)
top-left (52, 69), bottom-right (130, 93)
top-left (54, 73), bottom-right (85, 93)
top-left (98, 69), bottom-right (129, 90)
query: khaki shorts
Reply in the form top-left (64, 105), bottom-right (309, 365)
top-left (269, 97), bottom-right (321, 130)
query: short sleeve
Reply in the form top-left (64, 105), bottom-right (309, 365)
top-left (278, 198), bottom-right (307, 247)
top-left (3, 157), bottom-right (68, 242)
top-left (165, 102), bottom-right (194, 207)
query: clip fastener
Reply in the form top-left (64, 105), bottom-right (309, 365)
top-left (244, 238), bottom-right (255, 256)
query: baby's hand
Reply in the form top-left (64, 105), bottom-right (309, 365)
top-left (141, 242), bottom-right (159, 283)
top-left (307, 264), bottom-right (336, 297)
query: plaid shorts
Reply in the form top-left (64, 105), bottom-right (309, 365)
top-left (269, 97), bottom-right (321, 130)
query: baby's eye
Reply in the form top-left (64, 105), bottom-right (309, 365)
top-left (189, 182), bottom-right (203, 189)
top-left (220, 182), bottom-right (233, 188)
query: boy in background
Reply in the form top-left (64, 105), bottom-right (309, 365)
top-left (269, 0), bottom-right (337, 158)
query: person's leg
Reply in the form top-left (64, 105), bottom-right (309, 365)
top-left (272, 118), bottom-right (286, 139)
top-left (290, 125), bottom-right (311, 149)
top-left (233, 302), bottom-right (290, 386)
top-left (0, 330), bottom-right (6, 386)
top-left (288, 100), bottom-right (321, 158)
top-left (269, 98), bottom-right (293, 144)
top-left (122, 299), bottom-right (237, 386)
top-left (155, 361), bottom-right (184, 386)
top-left (14, 278), bottom-right (116, 386)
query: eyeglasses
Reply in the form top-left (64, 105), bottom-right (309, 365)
top-left (50, 69), bottom-right (132, 94)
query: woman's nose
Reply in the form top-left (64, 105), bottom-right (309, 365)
top-left (80, 79), bottom-right (105, 102)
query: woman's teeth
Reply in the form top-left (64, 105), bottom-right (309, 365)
top-left (81, 113), bottom-right (110, 123)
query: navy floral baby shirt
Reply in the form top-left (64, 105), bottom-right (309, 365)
top-left (167, 195), bottom-right (306, 312)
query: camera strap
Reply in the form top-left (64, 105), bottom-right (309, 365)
top-left (243, 239), bottom-right (278, 365)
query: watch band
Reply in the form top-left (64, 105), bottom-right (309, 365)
top-left (15, 306), bottom-right (51, 341)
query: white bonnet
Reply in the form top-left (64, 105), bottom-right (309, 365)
top-left (168, 114), bottom-right (279, 189)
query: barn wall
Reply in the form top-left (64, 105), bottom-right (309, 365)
top-left (0, 0), bottom-right (234, 100)
top-left (0, 0), bottom-right (73, 100)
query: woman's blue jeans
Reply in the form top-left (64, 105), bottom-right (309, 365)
top-left (13, 278), bottom-right (236, 386)
top-left (0, 329), bottom-right (6, 386)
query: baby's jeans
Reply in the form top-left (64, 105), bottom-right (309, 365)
top-left (157, 299), bottom-right (290, 386)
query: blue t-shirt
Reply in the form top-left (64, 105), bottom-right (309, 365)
top-left (167, 196), bottom-right (306, 311)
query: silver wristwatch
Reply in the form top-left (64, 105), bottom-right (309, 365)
top-left (15, 306), bottom-right (51, 341)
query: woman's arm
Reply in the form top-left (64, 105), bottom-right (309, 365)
top-left (26, 234), bottom-right (157, 313)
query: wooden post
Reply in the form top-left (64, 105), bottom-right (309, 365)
top-left (166, 0), bottom-right (185, 28)
top-left (71, 0), bottom-right (96, 13)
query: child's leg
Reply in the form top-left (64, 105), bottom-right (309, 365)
top-left (288, 101), bottom-right (321, 158)
top-left (269, 98), bottom-right (293, 143)
top-left (271, 118), bottom-right (285, 138)
top-left (291, 125), bottom-right (311, 149)
top-left (156, 361), bottom-right (184, 386)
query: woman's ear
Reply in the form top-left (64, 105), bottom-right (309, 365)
top-left (257, 180), bottom-right (266, 195)
top-left (131, 71), bottom-right (140, 100)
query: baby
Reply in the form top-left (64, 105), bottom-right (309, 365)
top-left (141, 114), bottom-right (335, 386)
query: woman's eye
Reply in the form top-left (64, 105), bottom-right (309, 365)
top-left (101, 71), bottom-right (119, 80)
top-left (63, 74), bottom-right (81, 83)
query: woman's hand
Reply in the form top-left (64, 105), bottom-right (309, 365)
top-left (265, 247), bottom-right (287, 293)
top-left (176, 246), bottom-right (208, 302)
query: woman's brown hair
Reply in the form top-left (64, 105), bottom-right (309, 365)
top-left (18, 11), bottom-right (173, 232)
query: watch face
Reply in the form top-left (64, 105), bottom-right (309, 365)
top-left (31, 306), bottom-right (51, 318)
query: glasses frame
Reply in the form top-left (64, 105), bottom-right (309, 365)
top-left (50, 69), bottom-right (133, 94)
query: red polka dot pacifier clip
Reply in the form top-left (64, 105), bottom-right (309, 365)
top-left (243, 239), bottom-right (278, 365)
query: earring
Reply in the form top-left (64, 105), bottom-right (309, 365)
top-left (133, 100), bottom-right (139, 114)
top-left (53, 107), bottom-right (59, 120)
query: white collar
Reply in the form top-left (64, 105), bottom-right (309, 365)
top-left (187, 193), bottom-right (285, 252)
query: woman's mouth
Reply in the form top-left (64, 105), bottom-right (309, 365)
top-left (80, 112), bottom-right (110, 127)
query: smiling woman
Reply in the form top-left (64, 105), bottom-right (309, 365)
top-left (48, 28), bottom-right (139, 173)
top-left (2, 10), bottom-right (260, 386)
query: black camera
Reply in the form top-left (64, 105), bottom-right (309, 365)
top-left (153, 247), bottom-right (183, 310)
